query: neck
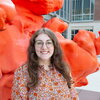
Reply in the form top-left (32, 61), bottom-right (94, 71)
top-left (39, 59), bottom-right (50, 66)
top-left (39, 59), bottom-right (51, 70)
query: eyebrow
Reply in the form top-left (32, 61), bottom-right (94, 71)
top-left (35, 39), bottom-right (52, 42)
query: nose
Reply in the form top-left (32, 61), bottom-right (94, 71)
top-left (42, 43), bottom-right (47, 49)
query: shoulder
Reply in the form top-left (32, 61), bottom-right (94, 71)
top-left (14, 64), bottom-right (29, 78)
top-left (13, 64), bottom-right (30, 84)
top-left (15, 64), bottom-right (28, 73)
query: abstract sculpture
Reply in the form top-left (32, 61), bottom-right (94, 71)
top-left (0, 0), bottom-right (100, 99)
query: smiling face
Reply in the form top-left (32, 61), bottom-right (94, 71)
top-left (35, 33), bottom-right (54, 62)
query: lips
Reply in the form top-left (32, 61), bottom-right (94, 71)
top-left (40, 51), bottom-right (49, 54)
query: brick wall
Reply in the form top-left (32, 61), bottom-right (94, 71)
top-left (94, 0), bottom-right (100, 20)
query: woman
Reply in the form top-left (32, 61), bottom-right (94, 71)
top-left (12, 28), bottom-right (79, 100)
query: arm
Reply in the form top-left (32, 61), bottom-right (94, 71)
top-left (11, 66), bottom-right (28, 100)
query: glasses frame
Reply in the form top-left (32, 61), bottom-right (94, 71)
top-left (35, 40), bottom-right (54, 48)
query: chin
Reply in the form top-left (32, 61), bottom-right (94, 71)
top-left (39, 57), bottom-right (51, 61)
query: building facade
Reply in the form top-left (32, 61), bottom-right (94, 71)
top-left (44, 0), bottom-right (100, 39)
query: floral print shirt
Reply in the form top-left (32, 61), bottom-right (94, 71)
top-left (12, 64), bottom-right (79, 100)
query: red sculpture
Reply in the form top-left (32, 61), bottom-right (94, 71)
top-left (95, 31), bottom-right (100, 55)
top-left (0, 0), bottom-right (100, 100)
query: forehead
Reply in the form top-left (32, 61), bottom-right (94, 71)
top-left (35, 33), bottom-right (51, 41)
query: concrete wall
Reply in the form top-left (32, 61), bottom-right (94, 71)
top-left (67, 21), bottom-right (100, 39)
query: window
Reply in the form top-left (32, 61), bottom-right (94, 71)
top-left (52, 0), bottom-right (69, 22)
top-left (71, 30), bottom-right (78, 40)
top-left (52, 0), bottom-right (94, 22)
top-left (71, 29), bottom-right (93, 40)
top-left (62, 30), bottom-right (68, 38)
top-left (83, 0), bottom-right (90, 14)
top-left (86, 29), bottom-right (93, 32)
top-left (72, 0), bottom-right (94, 22)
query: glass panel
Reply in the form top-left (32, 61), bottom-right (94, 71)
top-left (89, 29), bottom-right (93, 32)
top-left (83, 0), bottom-right (90, 14)
top-left (72, 0), bottom-right (83, 21)
top-left (71, 30), bottom-right (78, 40)
top-left (76, 0), bottom-right (82, 14)
top-left (75, 30), bottom-right (78, 34)
top-left (83, 15), bottom-right (90, 20)
top-left (53, 0), bottom-right (94, 22)
top-left (60, 9), bottom-right (63, 18)
top-left (86, 29), bottom-right (93, 32)
top-left (71, 30), bottom-right (75, 34)
top-left (75, 16), bottom-right (82, 20)
top-left (56, 10), bottom-right (59, 15)
top-left (62, 30), bottom-right (67, 38)
top-left (91, 0), bottom-right (94, 13)
top-left (71, 35), bottom-right (74, 40)
top-left (72, 0), bottom-right (75, 14)
top-left (72, 0), bottom-right (82, 15)
top-left (91, 15), bottom-right (93, 19)
top-left (52, 0), bottom-right (70, 21)
top-left (72, 16), bottom-right (74, 21)
top-left (63, 0), bottom-right (66, 19)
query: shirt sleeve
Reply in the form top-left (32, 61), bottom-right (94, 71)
top-left (11, 66), bottom-right (28, 100)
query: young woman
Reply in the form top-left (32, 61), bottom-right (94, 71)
top-left (12, 28), bottom-right (79, 100)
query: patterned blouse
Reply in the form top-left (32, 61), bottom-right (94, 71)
top-left (12, 64), bottom-right (79, 100)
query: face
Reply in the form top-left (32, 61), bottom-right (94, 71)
top-left (35, 33), bottom-right (54, 61)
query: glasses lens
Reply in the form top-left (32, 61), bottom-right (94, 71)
top-left (35, 41), bottom-right (43, 47)
top-left (46, 41), bottom-right (53, 48)
top-left (35, 41), bottom-right (53, 48)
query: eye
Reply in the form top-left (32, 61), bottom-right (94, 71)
top-left (36, 41), bottom-right (43, 45)
top-left (46, 41), bottom-right (53, 46)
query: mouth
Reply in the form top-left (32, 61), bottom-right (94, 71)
top-left (40, 51), bottom-right (49, 54)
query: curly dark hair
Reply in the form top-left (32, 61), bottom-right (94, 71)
top-left (27, 28), bottom-right (72, 89)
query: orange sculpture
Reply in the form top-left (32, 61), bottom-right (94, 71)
top-left (0, 0), bottom-right (100, 100)
top-left (95, 32), bottom-right (100, 55)
top-left (44, 19), bottom-right (99, 86)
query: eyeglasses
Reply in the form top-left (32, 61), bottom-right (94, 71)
top-left (35, 40), bottom-right (54, 48)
